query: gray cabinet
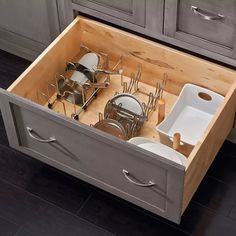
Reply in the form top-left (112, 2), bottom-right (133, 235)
top-left (2, 0), bottom-right (236, 67)
top-left (0, 16), bottom-right (235, 223)
top-left (164, 0), bottom-right (236, 59)
top-left (0, 0), bottom-right (60, 61)
top-left (72, 0), bottom-right (146, 27)
top-left (60, 0), bottom-right (164, 37)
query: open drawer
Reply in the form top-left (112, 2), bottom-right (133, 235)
top-left (0, 17), bottom-right (235, 224)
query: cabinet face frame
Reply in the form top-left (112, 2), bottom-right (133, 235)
top-left (58, 0), bottom-right (164, 36)
top-left (0, 17), bottom-right (236, 223)
top-left (0, 0), bottom-right (60, 61)
top-left (164, 0), bottom-right (236, 59)
top-left (72, 0), bottom-right (146, 27)
top-left (0, 88), bottom-right (185, 224)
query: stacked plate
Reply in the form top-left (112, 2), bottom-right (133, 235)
top-left (104, 93), bottom-right (145, 117)
top-left (128, 137), bottom-right (186, 165)
top-left (55, 53), bottom-right (100, 106)
top-left (69, 52), bottom-right (99, 84)
top-left (93, 118), bottom-right (127, 140)
top-left (93, 93), bottom-right (146, 140)
top-left (104, 93), bottom-right (146, 139)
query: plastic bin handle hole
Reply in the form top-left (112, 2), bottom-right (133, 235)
top-left (198, 92), bottom-right (212, 101)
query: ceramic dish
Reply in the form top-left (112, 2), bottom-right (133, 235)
top-left (128, 137), bottom-right (186, 165)
top-left (79, 52), bottom-right (99, 70)
top-left (127, 137), bottom-right (155, 145)
top-left (104, 93), bottom-right (145, 118)
top-left (94, 118), bottom-right (127, 140)
top-left (156, 83), bottom-right (224, 146)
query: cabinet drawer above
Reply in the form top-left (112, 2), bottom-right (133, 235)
top-left (70, 0), bottom-right (164, 36)
top-left (164, 0), bottom-right (236, 58)
top-left (72, 0), bottom-right (145, 27)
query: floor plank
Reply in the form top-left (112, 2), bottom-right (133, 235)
top-left (25, 165), bottom-right (93, 213)
top-left (0, 179), bottom-right (115, 236)
top-left (0, 49), bottom-right (30, 89)
top-left (229, 202), bottom-right (236, 221)
top-left (193, 176), bottom-right (236, 216)
top-left (0, 144), bottom-right (93, 213)
top-left (77, 189), bottom-right (236, 236)
top-left (0, 216), bottom-right (19, 236)
top-left (78, 191), bottom-right (189, 236)
top-left (0, 144), bottom-right (45, 189)
top-left (208, 142), bottom-right (236, 187)
top-left (15, 228), bottom-right (41, 236)
top-left (179, 202), bottom-right (236, 236)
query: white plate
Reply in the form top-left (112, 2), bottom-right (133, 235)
top-left (128, 137), bottom-right (186, 165)
top-left (128, 137), bottom-right (156, 145)
top-left (70, 53), bottom-right (99, 85)
top-left (70, 71), bottom-right (88, 85)
top-left (109, 93), bottom-right (145, 116)
top-left (79, 53), bottom-right (99, 70)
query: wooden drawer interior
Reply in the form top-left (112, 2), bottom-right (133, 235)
top-left (6, 17), bottom-right (236, 214)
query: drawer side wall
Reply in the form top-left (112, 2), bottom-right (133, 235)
top-left (183, 83), bottom-right (236, 212)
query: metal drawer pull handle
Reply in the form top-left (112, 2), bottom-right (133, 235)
top-left (122, 169), bottom-right (155, 187)
top-left (26, 127), bottom-right (56, 143)
top-left (191, 6), bottom-right (224, 21)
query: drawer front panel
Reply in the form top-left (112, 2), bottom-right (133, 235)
top-left (12, 105), bottom-right (171, 213)
top-left (164, 0), bottom-right (236, 57)
top-left (178, 0), bottom-right (236, 48)
top-left (72, 0), bottom-right (146, 27)
top-left (73, 0), bottom-right (133, 14)
top-left (0, 89), bottom-right (184, 223)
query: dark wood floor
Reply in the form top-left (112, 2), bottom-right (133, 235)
top-left (0, 49), bottom-right (236, 236)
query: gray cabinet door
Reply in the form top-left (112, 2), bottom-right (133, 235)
top-left (72, 0), bottom-right (146, 27)
top-left (0, 0), bottom-right (60, 60)
top-left (164, 0), bottom-right (236, 59)
top-left (59, 0), bottom-right (164, 37)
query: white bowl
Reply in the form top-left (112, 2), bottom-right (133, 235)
top-left (128, 137), bottom-right (156, 145)
top-left (79, 52), bottom-right (99, 70)
top-left (70, 71), bottom-right (88, 85)
top-left (109, 93), bottom-right (145, 116)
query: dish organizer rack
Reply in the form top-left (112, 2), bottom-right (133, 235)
top-left (35, 45), bottom-right (168, 139)
top-left (97, 66), bottom-right (168, 139)
top-left (119, 66), bottom-right (167, 120)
